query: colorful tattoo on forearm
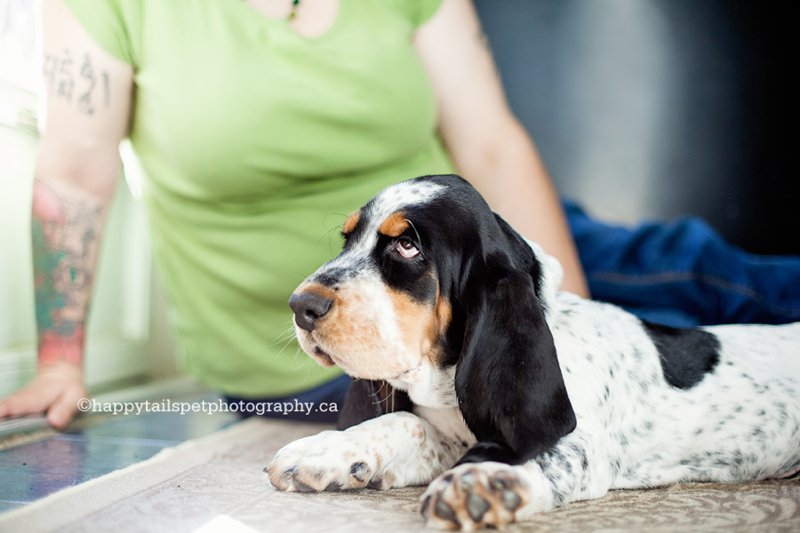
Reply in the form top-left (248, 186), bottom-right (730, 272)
top-left (32, 180), bottom-right (103, 365)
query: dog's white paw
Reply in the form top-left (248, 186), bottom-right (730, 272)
top-left (266, 430), bottom-right (391, 492)
top-left (420, 462), bottom-right (532, 530)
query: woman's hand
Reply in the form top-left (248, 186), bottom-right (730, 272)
top-left (0, 361), bottom-right (87, 429)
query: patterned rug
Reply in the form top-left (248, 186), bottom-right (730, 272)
top-left (1, 418), bottom-right (797, 532)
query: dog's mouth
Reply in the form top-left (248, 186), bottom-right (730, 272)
top-left (302, 335), bottom-right (372, 379)
top-left (295, 324), bottom-right (420, 381)
top-left (296, 329), bottom-right (338, 368)
top-left (312, 345), bottom-right (335, 367)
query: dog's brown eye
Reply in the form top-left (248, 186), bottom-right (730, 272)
top-left (395, 238), bottom-right (420, 259)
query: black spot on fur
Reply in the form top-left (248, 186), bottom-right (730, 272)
top-left (642, 321), bottom-right (721, 389)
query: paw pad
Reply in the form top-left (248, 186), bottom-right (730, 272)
top-left (421, 463), bottom-right (531, 530)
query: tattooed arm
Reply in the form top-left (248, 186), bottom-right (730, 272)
top-left (0, 0), bottom-right (133, 428)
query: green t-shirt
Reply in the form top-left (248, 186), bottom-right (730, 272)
top-left (65, 0), bottom-right (454, 397)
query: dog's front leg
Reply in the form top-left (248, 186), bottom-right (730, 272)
top-left (421, 430), bottom-right (610, 529)
top-left (267, 412), bottom-right (466, 492)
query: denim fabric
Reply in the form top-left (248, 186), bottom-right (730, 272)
top-left (565, 201), bottom-right (800, 327)
top-left (225, 374), bottom-right (351, 423)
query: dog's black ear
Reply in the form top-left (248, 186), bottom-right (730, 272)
top-left (454, 254), bottom-right (576, 465)
top-left (336, 380), bottom-right (413, 430)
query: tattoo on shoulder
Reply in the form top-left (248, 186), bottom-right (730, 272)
top-left (43, 48), bottom-right (111, 115)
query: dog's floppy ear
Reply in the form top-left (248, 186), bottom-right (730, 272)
top-left (336, 380), bottom-right (413, 430)
top-left (454, 253), bottom-right (576, 465)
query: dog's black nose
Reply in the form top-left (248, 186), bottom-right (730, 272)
top-left (289, 292), bottom-right (333, 332)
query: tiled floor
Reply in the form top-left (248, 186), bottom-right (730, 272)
top-left (0, 392), bottom-right (239, 512)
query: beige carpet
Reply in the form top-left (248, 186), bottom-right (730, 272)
top-left (0, 418), bottom-right (797, 533)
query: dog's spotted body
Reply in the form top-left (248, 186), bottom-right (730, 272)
top-left (267, 175), bottom-right (800, 530)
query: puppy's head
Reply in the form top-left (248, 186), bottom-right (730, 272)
top-left (290, 175), bottom-right (575, 459)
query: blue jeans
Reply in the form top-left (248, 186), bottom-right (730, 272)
top-left (238, 204), bottom-right (800, 417)
top-left (565, 201), bottom-right (800, 327)
top-left (225, 374), bottom-right (351, 424)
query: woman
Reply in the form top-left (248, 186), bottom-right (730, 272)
top-left (1, 0), bottom-right (797, 428)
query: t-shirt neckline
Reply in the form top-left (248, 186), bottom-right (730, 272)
top-left (232, 0), bottom-right (347, 43)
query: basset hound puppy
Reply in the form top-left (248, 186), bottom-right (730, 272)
top-left (267, 174), bottom-right (800, 530)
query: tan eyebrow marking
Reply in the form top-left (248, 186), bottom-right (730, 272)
top-left (342, 211), bottom-right (360, 234)
top-left (378, 212), bottom-right (409, 238)
top-left (435, 294), bottom-right (452, 337)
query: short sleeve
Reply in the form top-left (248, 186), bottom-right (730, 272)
top-left (64, 0), bottom-right (142, 65)
top-left (385, 0), bottom-right (443, 29)
top-left (413, 0), bottom-right (444, 28)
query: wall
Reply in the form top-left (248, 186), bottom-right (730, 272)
top-left (476, 0), bottom-right (798, 254)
